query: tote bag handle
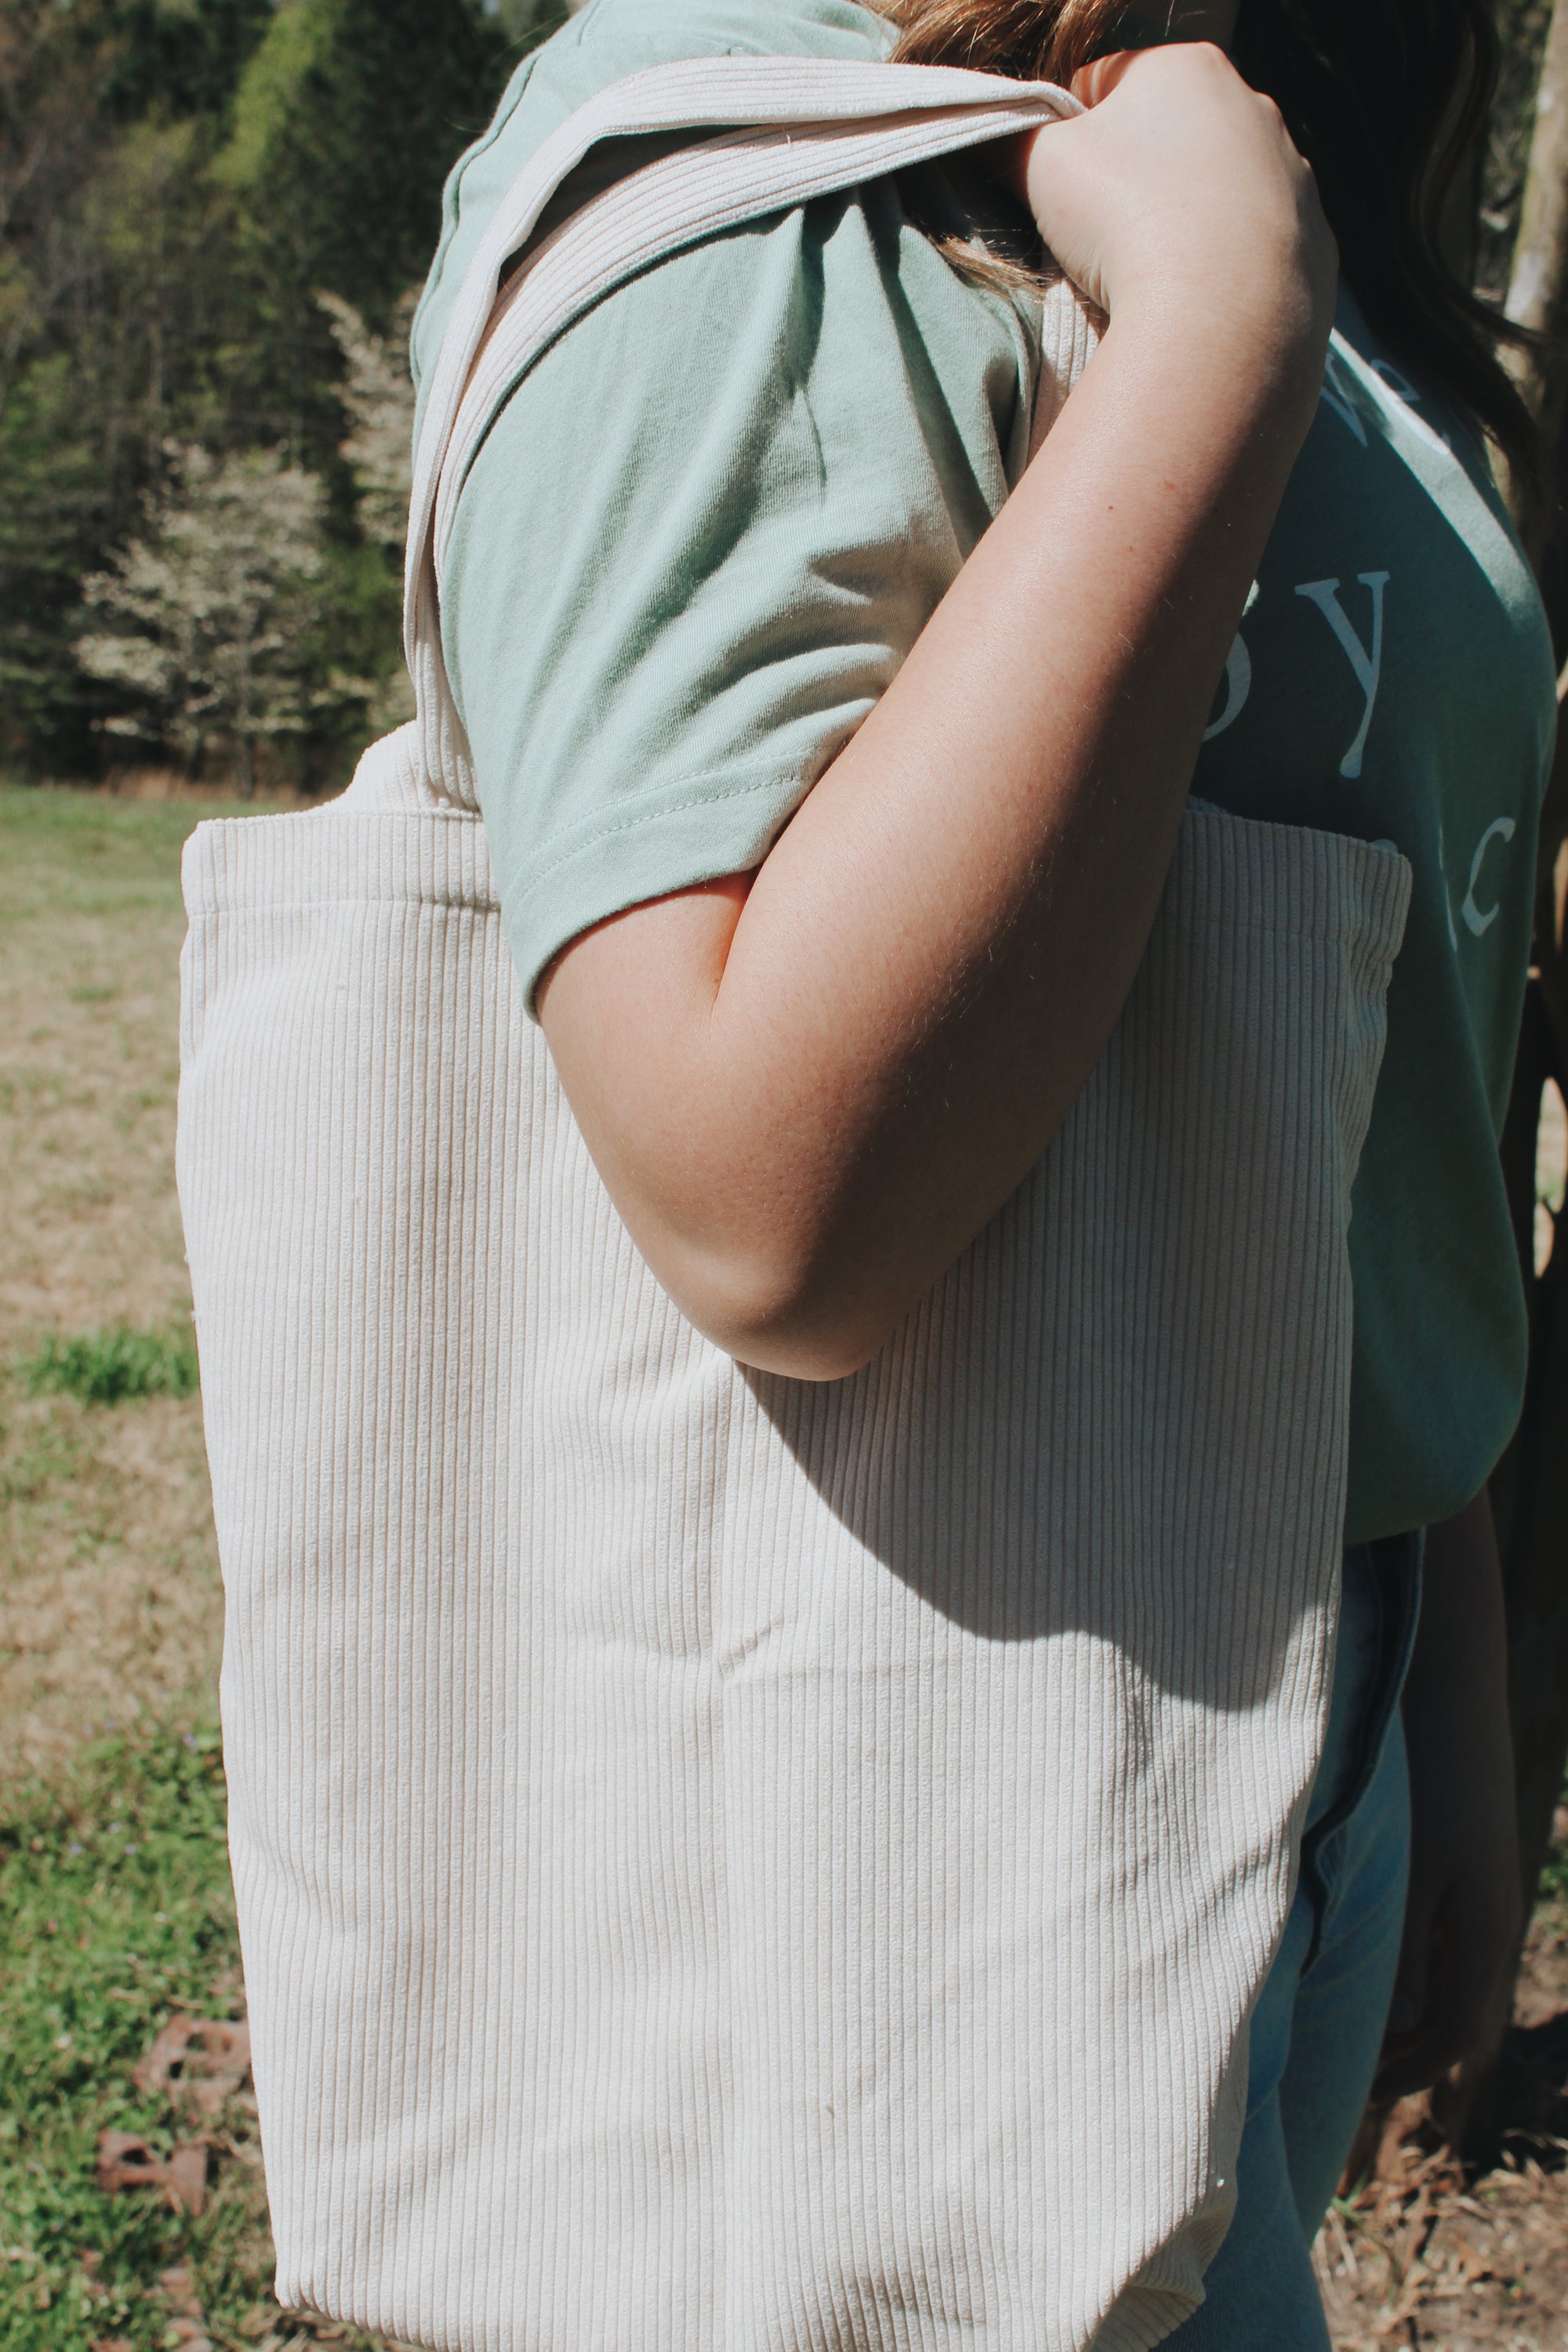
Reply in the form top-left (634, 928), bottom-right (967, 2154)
top-left (401, 56), bottom-right (1090, 815)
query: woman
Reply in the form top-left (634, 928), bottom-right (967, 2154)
top-left (414, 0), bottom-right (1553, 2336)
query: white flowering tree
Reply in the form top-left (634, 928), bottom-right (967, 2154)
top-left (318, 289), bottom-right (419, 731)
top-left (76, 442), bottom-right (337, 796)
top-left (319, 288), bottom-right (417, 551)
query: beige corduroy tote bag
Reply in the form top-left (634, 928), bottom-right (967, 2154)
top-left (176, 57), bottom-right (1413, 2352)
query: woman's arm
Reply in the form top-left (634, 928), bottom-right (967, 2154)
top-left (538, 44), bottom-right (1336, 1378)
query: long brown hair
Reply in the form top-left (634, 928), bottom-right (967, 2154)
top-left (869, 0), bottom-right (1541, 500)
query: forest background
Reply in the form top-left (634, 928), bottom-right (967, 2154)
top-left (0, 0), bottom-right (564, 797)
top-left (0, 0), bottom-right (1561, 794)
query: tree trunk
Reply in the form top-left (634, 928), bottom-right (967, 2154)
top-left (1506, 0), bottom-right (1568, 525)
top-left (1421, 0), bottom-right (1568, 2164)
top-left (1432, 737), bottom-right (1568, 2161)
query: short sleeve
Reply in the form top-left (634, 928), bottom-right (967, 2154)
top-left (440, 174), bottom-right (1034, 1011)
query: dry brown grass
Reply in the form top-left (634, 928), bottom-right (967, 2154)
top-left (0, 784), bottom-right (295, 1789)
top-left (1317, 2158), bottom-right (1568, 2350)
top-left (1312, 1900), bottom-right (1568, 2348)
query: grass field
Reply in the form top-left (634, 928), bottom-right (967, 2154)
top-left (0, 790), bottom-right (224, 1792)
top-left (0, 786), bottom-right (412, 2352)
top-left (0, 782), bottom-right (1566, 2351)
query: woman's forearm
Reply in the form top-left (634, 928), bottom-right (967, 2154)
top-left (541, 293), bottom-right (1321, 1372)
top-left (539, 49), bottom-right (1335, 1376)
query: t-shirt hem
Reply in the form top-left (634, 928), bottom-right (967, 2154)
top-left (503, 757), bottom-right (815, 1014)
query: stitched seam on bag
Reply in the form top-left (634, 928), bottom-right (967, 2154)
top-left (183, 805), bottom-right (1406, 943)
top-left (183, 877), bottom-right (1404, 945)
top-left (503, 777), bottom-right (1410, 928)
top-left (183, 894), bottom-right (1398, 944)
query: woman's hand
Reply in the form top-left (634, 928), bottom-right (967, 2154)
top-left (1374, 1492), bottom-right (1523, 2100)
top-left (1002, 44), bottom-right (1335, 378)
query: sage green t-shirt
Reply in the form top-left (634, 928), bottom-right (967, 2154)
top-left (415, 0), bottom-right (1556, 1545)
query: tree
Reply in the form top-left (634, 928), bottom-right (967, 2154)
top-left (318, 287), bottom-right (419, 731)
top-left (0, 0), bottom-right (274, 769)
top-left (318, 288), bottom-right (416, 551)
top-left (1397, 0), bottom-right (1568, 2165)
top-left (1504, 0), bottom-right (1568, 446)
top-left (217, 0), bottom-right (506, 326)
top-left (212, 0), bottom-right (508, 466)
top-left (76, 441), bottom-right (343, 794)
top-left (0, 0), bottom-right (517, 775)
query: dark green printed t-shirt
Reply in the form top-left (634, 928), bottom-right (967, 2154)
top-left (1191, 297), bottom-right (1553, 1538)
top-left (417, 0), bottom-right (1556, 1545)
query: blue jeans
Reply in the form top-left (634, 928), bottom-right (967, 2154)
top-left (1165, 1535), bottom-right (1421, 2348)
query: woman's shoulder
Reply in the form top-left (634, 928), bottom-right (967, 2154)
top-left (412, 0), bottom-right (896, 391)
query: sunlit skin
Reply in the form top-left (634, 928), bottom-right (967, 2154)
top-left (539, 37), bottom-right (1331, 1377)
top-left (535, 2), bottom-right (1521, 2107)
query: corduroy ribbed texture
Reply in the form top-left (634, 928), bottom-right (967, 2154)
top-left (179, 798), bottom-right (1409, 2352)
top-left (176, 63), bottom-right (1414, 2352)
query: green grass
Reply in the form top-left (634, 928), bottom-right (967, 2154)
top-left (0, 787), bottom-right (210, 932)
top-left (1538, 1784), bottom-right (1568, 1903)
top-left (0, 1727), bottom-right (397, 2351)
top-left (0, 1726), bottom-right (250, 2350)
top-left (0, 782), bottom-right (296, 940)
top-left (21, 1328), bottom-right (199, 1407)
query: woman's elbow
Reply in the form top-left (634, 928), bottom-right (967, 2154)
top-left (647, 1226), bottom-right (894, 1385)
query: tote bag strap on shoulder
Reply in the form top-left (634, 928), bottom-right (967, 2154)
top-left (392, 56), bottom-right (1088, 816)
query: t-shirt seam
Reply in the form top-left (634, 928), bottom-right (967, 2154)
top-left (507, 762), bottom-right (808, 909)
